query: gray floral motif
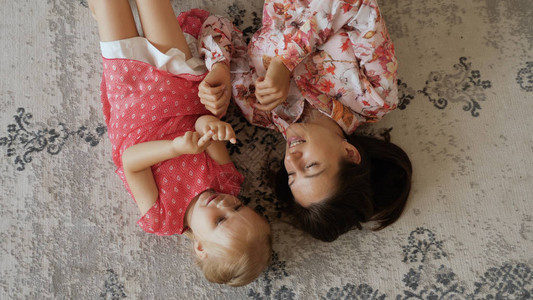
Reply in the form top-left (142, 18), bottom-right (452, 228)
top-left (403, 267), bottom-right (422, 290)
top-left (227, 3), bottom-right (262, 43)
top-left (100, 269), bottom-right (126, 300)
top-left (516, 62), bottom-right (533, 92)
top-left (248, 227), bottom-right (533, 299)
top-left (323, 283), bottom-right (386, 300)
top-left (470, 263), bottom-right (533, 299)
top-left (397, 79), bottom-right (415, 110)
top-left (248, 252), bottom-right (294, 300)
top-left (0, 108), bottom-right (107, 171)
top-left (398, 265), bottom-right (467, 300)
top-left (273, 286), bottom-right (296, 300)
top-left (420, 57), bottom-right (491, 117)
top-left (402, 227), bottom-right (447, 263)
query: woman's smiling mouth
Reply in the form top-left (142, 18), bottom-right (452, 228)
top-left (288, 136), bottom-right (306, 148)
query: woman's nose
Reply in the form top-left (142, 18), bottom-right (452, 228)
top-left (286, 150), bottom-right (303, 161)
top-left (285, 151), bottom-right (303, 171)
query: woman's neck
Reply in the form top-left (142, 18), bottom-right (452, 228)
top-left (299, 103), bottom-right (345, 138)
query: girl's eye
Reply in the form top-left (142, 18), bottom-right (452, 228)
top-left (234, 204), bottom-right (243, 211)
top-left (305, 162), bottom-right (318, 169)
top-left (216, 217), bottom-right (226, 226)
top-left (287, 172), bottom-right (295, 177)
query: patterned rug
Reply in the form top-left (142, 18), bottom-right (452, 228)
top-left (1, 0), bottom-right (532, 298)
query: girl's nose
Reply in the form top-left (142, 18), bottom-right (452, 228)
top-left (216, 198), bottom-right (230, 208)
top-left (216, 196), bottom-right (235, 208)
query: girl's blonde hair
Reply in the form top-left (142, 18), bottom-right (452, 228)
top-left (188, 216), bottom-right (272, 287)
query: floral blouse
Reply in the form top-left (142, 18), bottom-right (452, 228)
top-left (231, 0), bottom-right (398, 137)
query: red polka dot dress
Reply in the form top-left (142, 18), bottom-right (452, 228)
top-left (100, 9), bottom-right (244, 235)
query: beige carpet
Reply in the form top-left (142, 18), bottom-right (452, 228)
top-left (1, 0), bottom-right (532, 298)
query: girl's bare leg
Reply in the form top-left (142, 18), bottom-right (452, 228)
top-left (135, 0), bottom-right (192, 59)
top-left (89, 0), bottom-right (139, 42)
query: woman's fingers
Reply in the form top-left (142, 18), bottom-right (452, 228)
top-left (204, 123), bottom-right (236, 143)
top-left (255, 89), bottom-right (285, 109)
top-left (226, 125), bottom-right (237, 144)
top-left (254, 98), bottom-right (283, 111)
top-left (255, 87), bottom-right (278, 97)
top-left (257, 92), bottom-right (284, 104)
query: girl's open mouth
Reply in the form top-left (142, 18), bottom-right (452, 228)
top-left (206, 194), bottom-right (218, 206)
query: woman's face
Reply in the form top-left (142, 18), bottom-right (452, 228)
top-left (283, 122), bottom-right (359, 207)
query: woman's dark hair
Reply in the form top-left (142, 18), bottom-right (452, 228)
top-left (275, 135), bottom-right (412, 242)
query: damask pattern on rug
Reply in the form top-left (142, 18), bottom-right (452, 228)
top-left (100, 269), bottom-right (127, 300)
top-left (247, 227), bottom-right (533, 300)
top-left (420, 57), bottom-right (492, 117)
top-left (516, 62), bottom-right (533, 92)
top-left (227, 3), bottom-right (262, 43)
top-left (0, 108), bottom-right (107, 171)
top-left (397, 79), bottom-right (415, 110)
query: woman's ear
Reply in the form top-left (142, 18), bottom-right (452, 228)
top-left (343, 140), bottom-right (361, 164)
top-left (194, 239), bottom-right (208, 260)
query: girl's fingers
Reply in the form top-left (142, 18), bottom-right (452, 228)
top-left (198, 131), bottom-right (214, 148)
top-left (199, 92), bottom-right (218, 103)
top-left (200, 82), bottom-right (226, 95)
top-left (208, 125), bottom-right (219, 140)
top-left (184, 131), bottom-right (193, 140)
top-left (203, 99), bottom-right (228, 111)
top-left (201, 99), bottom-right (218, 110)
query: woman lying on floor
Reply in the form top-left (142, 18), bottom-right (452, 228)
top-left (230, 0), bottom-right (413, 242)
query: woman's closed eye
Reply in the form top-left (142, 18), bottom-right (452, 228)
top-left (287, 162), bottom-right (317, 176)
top-left (215, 217), bottom-right (226, 226)
top-left (305, 162), bottom-right (318, 169)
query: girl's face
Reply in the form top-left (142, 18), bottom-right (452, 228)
top-left (187, 190), bottom-right (268, 247)
top-left (284, 122), bottom-right (359, 207)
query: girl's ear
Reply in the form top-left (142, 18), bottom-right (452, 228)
top-left (194, 240), bottom-right (208, 260)
top-left (343, 140), bottom-right (361, 164)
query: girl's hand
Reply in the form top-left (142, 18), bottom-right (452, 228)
top-left (200, 120), bottom-right (237, 144)
top-left (254, 57), bottom-right (291, 111)
top-left (172, 131), bottom-right (214, 155)
top-left (199, 62), bottom-right (231, 118)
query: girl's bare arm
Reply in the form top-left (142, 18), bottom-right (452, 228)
top-left (122, 132), bottom-right (212, 214)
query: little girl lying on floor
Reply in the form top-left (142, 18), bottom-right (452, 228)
top-left (89, 0), bottom-right (271, 286)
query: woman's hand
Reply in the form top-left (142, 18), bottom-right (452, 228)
top-left (254, 57), bottom-right (291, 111)
top-left (199, 62), bottom-right (231, 118)
top-left (172, 131), bottom-right (214, 155)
